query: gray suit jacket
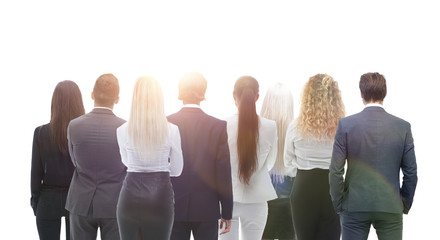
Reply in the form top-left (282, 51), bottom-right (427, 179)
top-left (65, 108), bottom-right (126, 218)
top-left (329, 106), bottom-right (417, 214)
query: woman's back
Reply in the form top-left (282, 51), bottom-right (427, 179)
top-left (226, 114), bottom-right (277, 203)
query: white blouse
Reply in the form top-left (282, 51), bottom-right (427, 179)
top-left (226, 114), bottom-right (278, 203)
top-left (284, 121), bottom-right (333, 174)
top-left (116, 122), bottom-right (183, 176)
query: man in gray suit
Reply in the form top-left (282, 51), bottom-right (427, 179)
top-left (66, 73), bottom-right (126, 240)
top-left (329, 72), bottom-right (418, 240)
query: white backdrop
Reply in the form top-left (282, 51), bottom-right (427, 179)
top-left (0, 1), bottom-right (438, 239)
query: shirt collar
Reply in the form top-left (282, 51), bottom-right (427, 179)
top-left (182, 104), bottom-right (201, 109)
top-left (364, 103), bottom-right (384, 109)
top-left (94, 106), bottom-right (113, 111)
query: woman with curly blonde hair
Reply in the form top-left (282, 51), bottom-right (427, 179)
top-left (284, 74), bottom-right (345, 240)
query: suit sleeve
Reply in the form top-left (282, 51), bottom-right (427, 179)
top-left (169, 126), bottom-right (184, 177)
top-left (30, 127), bottom-right (43, 215)
top-left (329, 120), bottom-right (347, 213)
top-left (216, 122), bottom-right (233, 220)
top-left (67, 123), bottom-right (77, 168)
top-left (400, 123), bottom-right (417, 214)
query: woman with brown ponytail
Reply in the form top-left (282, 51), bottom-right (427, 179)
top-left (220, 76), bottom-right (278, 240)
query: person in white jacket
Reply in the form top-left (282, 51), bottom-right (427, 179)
top-left (220, 76), bottom-right (277, 240)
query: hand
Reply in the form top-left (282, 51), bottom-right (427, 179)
top-left (219, 218), bottom-right (231, 235)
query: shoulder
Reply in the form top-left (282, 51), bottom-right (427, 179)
top-left (259, 116), bottom-right (276, 129)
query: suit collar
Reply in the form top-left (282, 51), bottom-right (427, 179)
top-left (362, 106), bottom-right (386, 113)
top-left (179, 107), bottom-right (204, 114)
top-left (91, 107), bottom-right (115, 115)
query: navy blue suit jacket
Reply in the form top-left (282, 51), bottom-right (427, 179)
top-left (65, 108), bottom-right (126, 218)
top-left (167, 107), bottom-right (233, 221)
top-left (330, 107), bottom-right (417, 214)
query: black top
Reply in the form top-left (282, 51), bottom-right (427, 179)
top-left (31, 123), bottom-right (75, 208)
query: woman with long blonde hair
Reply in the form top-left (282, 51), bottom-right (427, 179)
top-left (116, 76), bottom-right (183, 240)
top-left (284, 74), bottom-right (345, 240)
top-left (260, 83), bottom-right (296, 240)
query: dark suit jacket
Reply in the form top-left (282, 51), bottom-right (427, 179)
top-left (31, 123), bottom-right (75, 215)
top-left (330, 106), bottom-right (417, 214)
top-left (167, 107), bottom-right (233, 221)
top-left (65, 108), bottom-right (126, 218)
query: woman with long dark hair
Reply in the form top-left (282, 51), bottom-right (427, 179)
top-left (31, 80), bottom-right (85, 240)
top-left (285, 74), bottom-right (345, 240)
top-left (220, 76), bottom-right (278, 240)
top-left (116, 76), bottom-right (183, 240)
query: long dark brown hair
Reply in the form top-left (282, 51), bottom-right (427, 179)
top-left (50, 81), bottom-right (85, 153)
top-left (234, 76), bottom-right (259, 185)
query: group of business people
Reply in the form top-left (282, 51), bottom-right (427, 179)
top-left (31, 71), bottom-right (417, 240)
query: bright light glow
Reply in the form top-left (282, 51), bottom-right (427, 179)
top-left (1, 1), bottom-right (438, 239)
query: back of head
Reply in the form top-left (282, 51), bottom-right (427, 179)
top-left (234, 76), bottom-right (259, 185)
top-left (178, 72), bottom-right (207, 104)
top-left (50, 80), bottom-right (85, 153)
top-left (260, 83), bottom-right (294, 179)
top-left (297, 74), bottom-right (345, 140)
top-left (128, 76), bottom-right (168, 157)
top-left (359, 72), bottom-right (387, 103)
top-left (93, 73), bottom-right (120, 107)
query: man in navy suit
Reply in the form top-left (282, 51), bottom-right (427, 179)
top-left (167, 72), bottom-right (233, 240)
top-left (329, 72), bottom-right (418, 240)
top-left (66, 74), bottom-right (126, 240)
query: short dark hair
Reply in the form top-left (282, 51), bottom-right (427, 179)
top-left (178, 72), bottom-right (207, 103)
top-left (359, 72), bottom-right (387, 102)
top-left (93, 73), bottom-right (119, 106)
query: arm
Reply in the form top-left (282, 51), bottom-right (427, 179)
top-left (265, 122), bottom-right (278, 171)
top-left (283, 122), bottom-right (297, 174)
top-left (116, 126), bottom-right (129, 168)
top-left (400, 124), bottom-right (418, 214)
top-left (67, 124), bottom-right (77, 168)
top-left (169, 126), bottom-right (184, 177)
top-left (30, 127), bottom-right (43, 216)
top-left (329, 120), bottom-right (347, 213)
top-left (216, 122), bottom-right (233, 224)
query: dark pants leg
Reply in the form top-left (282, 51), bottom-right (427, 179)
top-left (340, 212), bottom-right (402, 240)
top-left (170, 221), bottom-right (192, 240)
top-left (69, 212), bottom-right (98, 240)
top-left (291, 169), bottom-right (340, 240)
top-left (36, 217), bottom-right (61, 240)
top-left (192, 221), bottom-right (219, 240)
top-left (36, 188), bottom-right (70, 240)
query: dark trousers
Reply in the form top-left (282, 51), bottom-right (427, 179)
top-left (35, 187), bottom-right (70, 240)
top-left (171, 221), bottom-right (219, 240)
top-left (117, 172), bottom-right (174, 240)
top-left (340, 211), bottom-right (403, 240)
top-left (69, 211), bottom-right (120, 240)
top-left (291, 169), bottom-right (340, 240)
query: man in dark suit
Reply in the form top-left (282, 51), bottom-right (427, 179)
top-left (66, 73), bottom-right (126, 240)
top-left (167, 72), bottom-right (233, 240)
top-left (329, 72), bottom-right (418, 240)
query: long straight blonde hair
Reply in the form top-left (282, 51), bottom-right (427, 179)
top-left (127, 76), bottom-right (168, 157)
top-left (260, 83), bottom-right (294, 182)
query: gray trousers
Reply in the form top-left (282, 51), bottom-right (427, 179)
top-left (69, 209), bottom-right (120, 240)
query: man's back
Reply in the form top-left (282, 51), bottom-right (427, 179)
top-left (331, 106), bottom-right (417, 213)
top-left (167, 107), bottom-right (233, 222)
top-left (66, 108), bottom-right (126, 218)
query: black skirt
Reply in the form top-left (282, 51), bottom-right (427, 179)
top-left (117, 171), bottom-right (174, 240)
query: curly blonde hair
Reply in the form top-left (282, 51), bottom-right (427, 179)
top-left (297, 74), bottom-right (345, 140)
